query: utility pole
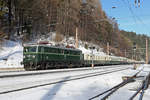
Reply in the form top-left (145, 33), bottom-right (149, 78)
top-left (89, 46), bottom-right (95, 68)
top-left (75, 27), bottom-right (79, 48)
top-left (107, 42), bottom-right (110, 55)
top-left (146, 38), bottom-right (149, 64)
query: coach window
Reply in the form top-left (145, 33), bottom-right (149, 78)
top-left (53, 49), bottom-right (56, 53)
top-left (65, 50), bottom-right (69, 54)
top-left (44, 47), bottom-right (47, 52)
top-left (74, 51), bottom-right (77, 55)
top-left (47, 47), bottom-right (49, 52)
top-left (66, 50), bottom-right (68, 54)
top-left (56, 49), bottom-right (59, 53)
top-left (49, 48), bottom-right (53, 53)
top-left (75, 51), bottom-right (77, 55)
top-left (50, 48), bottom-right (53, 53)
top-left (59, 49), bottom-right (62, 54)
top-left (78, 52), bottom-right (80, 55)
top-left (70, 51), bottom-right (73, 55)
top-left (48, 48), bottom-right (50, 53)
top-left (54, 48), bottom-right (57, 53)
top-left (61, 49), bottom-right (63, 54)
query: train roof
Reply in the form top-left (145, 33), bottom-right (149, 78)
top-left (23, 44), bottom-right (82, 52)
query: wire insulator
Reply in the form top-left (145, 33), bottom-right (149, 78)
top-left (135, 0), bottom-right (137, 5)
top-left (138, 0), bottom-right (140, 7)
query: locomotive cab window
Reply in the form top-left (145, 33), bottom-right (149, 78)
top-left (24, 47), bottom-right (28, 52)
top-left (24, 47), bottom-right (36, 52)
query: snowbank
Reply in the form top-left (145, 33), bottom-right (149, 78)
top-left (0, 40), bottom-right (23, 68)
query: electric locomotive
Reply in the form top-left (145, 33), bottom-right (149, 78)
top-left (23, 44), bottom-right (83, 70)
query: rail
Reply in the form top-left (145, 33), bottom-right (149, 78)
top-left (89, 70), bottom-right (143, 100)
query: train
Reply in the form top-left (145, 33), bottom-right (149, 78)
top-left (23, 43), bottom-right (144, 70)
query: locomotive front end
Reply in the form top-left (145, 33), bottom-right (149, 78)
top-left (23, 45), bottom-right (39, 70)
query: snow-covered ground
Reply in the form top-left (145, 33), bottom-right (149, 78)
top-left (0, 65), bottom-right (128, 93)
top-left (0, 65), bottom-right (150, 100)
top-left (0, 40), bottom-right (23, 68)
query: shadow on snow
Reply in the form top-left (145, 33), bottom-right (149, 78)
top-left (41, 76), bottom-right (70, 100)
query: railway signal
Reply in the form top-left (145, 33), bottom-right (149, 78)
top-left (133, 42), bottom-right (137, 50)
top-left (89, 46), bottom-right (95, 68)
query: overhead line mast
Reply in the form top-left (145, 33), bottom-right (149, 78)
top-left (146, 38), bottom-right (149, 64)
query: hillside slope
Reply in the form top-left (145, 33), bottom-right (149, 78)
top-left (0, 0), bottom-right (149, 61)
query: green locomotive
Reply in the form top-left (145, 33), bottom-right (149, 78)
top-left (23, 44), bottom-right (83, 70)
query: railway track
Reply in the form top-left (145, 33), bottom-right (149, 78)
top-left (89, 69), bottom-right (150, 100)
top-left (129, 72), bottom-right (150, 100)
top-left (0, 65), bottom-right (121, 73)
top-left (0, 66), bottom-right (129, 95)
top-left (0, 65), bottom-right (127, 78)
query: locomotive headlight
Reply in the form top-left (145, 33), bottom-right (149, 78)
top-left (32, 55), bottom-right (36, 58)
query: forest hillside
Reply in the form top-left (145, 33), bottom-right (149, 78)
top-left (0, 0), bottom-right (149, 60)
